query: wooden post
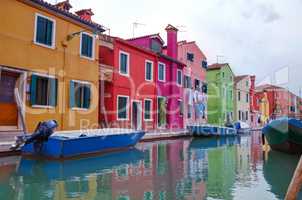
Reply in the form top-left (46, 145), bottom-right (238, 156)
top-left (285, 156), bottom-right (302, 200)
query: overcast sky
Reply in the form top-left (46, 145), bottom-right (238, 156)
top-left (49, 0), bottom-right (301, 95)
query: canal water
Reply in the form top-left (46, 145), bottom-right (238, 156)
top-left (0, 132), bottom-right (301, 200)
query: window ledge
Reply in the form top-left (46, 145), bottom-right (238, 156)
top-left (80, 54), bottom-right (95, 61)
top-left (119, 72), bottom-right (130, 77)
top-left (32, 105), bottom-right (55, 109)
top-left (117, 118), bottom-right (129, 121)
top-left (71, 107), bottom-right (89, 111)
top-left (33, 41), bottom-right (55, 50)
top-left (144, 119), bottom-right (153, 122)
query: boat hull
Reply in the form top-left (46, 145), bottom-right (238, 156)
top-left (21, 130), bottom-right (145, 159)
top-left (263, 118), bottom-right (302, 154)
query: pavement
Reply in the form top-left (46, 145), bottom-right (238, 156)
top-left (0, 131), bottom-right (21, 156)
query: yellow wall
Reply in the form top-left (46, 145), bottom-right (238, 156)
top-left (260, 93), bottom-right (270, 123)
top-left (0, 0), bottom-right (100, 131)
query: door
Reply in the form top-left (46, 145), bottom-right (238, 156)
top-left (157, 97), bottom-right (166, 128)
top-left (0, 71), bottom-right (19, 126)
top-left (132, 101), bottom-right (142, 130)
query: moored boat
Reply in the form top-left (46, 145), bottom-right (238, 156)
top-left (187, 124), bottom-right (237, 137)
top-left (262, 117), bottom-right (302, 154)
top-left (21, 128), bottom-right (145, 159)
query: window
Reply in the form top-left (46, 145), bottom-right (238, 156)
top-left (80, 32), bottom-right (95, 59)
top-left (238, 91), bottom-right (241, 101)
top-left (202, 60), bottom-right (208, 69)
top-left (34, 14), bottom-right (55, 48)
top-left (222, 72), bottom-right (225, 78)
top-left (158, 63), bottom-right (166, 82)
top-left (119, 51), bottom-right (130, 76)
top-left (184, 75), bottom-right (192, 88)
top-left (145, 61), bottom-right (153, 81)
top-left (246, 80), bottom-right (249, 87)
top-left (177, 69), bottom-right (182, 86)
top-left (30, 74), bottom-right (57, 107)
top-left (144, 99), bottom-right (152, 121)
top-left (238, 111), bottom-right (241, 120)
top-left (144, 191), bottom-right (153, 200)
top-left (188, 105), bottom-right (192, 119)
top-left (195, 79), bottom-right (200, 90)
top-left (246, 111), bottom-right (249, 120)
top-left (117, 95), bottom-right (129, 120)
top-left (70, 80), bottom-right (91, 109)
top-left (202, 83), bottom-right (208, 94)
top-left (187, 53), bottom-right (194, 62)
top-left (246, 93), bottom-right (249, 103)
top-left (179, 100), bottom-right (183, 116)
top-left (151, 39), bottom-right (161, 52)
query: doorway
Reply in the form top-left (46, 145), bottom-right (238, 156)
top-left (0, 67), bottom-right (26, 130)
top-left (132, 101), bottom-right (142, 130)
top-left (157, 97), bottom-right (166, 128)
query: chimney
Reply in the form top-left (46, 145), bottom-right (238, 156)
top-left (75, 9), bottom-right (94, 21)
top-left (55, 0), bottom-right (72, 12)
top-left (165, 24), bottom-right (178, 59)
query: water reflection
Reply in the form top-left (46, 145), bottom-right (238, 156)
top-left (0, 133), bottom-right (301, 200)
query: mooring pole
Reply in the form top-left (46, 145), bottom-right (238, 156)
top-left (285, 156), bottom-right (302, 200)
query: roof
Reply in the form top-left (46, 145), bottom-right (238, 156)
top-left (165, 24), bottom-right (178, 31)
top-left (21, 0), bottom-right (105, 33)
top-left (255, 84), bottom-right (284, 92)
top-left (127, 33), bottom-right (165, 45)
top-left (177, 40), bottom-right (207, 60)
top-left (234, 75), bottom-right (249, 83)
top-left (207, 63), bottom-right (229, 70)
top-left (158, 53), bottom-right (186, 66)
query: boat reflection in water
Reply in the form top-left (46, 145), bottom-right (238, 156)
top-left (263, 150), bottom-right (302, 199)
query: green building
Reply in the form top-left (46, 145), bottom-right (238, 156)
top-left (206, 63), bottom-right (235, 125)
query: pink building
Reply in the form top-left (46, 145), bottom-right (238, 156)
top-left (177, 41), bottom-right (208, 125)
top-left (127, 24), bottom-right (185, 129)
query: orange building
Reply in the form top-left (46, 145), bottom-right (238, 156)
top-left (0, 0), bottom-right (105, 132)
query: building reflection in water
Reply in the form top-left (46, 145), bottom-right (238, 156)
top-left (1, 132), bottom-right (301, 200)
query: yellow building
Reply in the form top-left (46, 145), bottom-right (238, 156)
top-left (0, 0), bottom-right (105, 132)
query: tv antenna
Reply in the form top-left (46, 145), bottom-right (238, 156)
top-left (132, 22), bottom-right (146, 37)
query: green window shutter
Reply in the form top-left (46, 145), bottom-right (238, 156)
top-left (83, 85), bottom-right (91, 109)
top-left (30, 74), bottom-right (37, 105)
top-left (70, 81), bottom-right (75, 108)
top-left (49, 78), bottom-right (57, 106)
top-left (46, 20), bottom-right (53, 46)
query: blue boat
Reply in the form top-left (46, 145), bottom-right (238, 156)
top-left (21, 129), bottom-right (145, 159)
top-left (187, 125), bottom-right (237, 137)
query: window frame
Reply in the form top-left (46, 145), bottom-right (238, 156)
top-left (144, 99), bottom-right (153, 121)
top-left (70, 79), bottom-right (92, 111)
top-left (80, 32), bottom-right (95, 60)
top-left (158, 62), bottom-right (166, 82)
top-left (34, 13), bottom-right (56, 49)
top-left (145, 60), bottom-right (153, 82)
top-left (117, 95), bottom-right (130, 120)
top-left (177, 69), bottom-right (182, 86)
top-left (119, 50), bottom-right (130, 77)
top-left (31, 73), bottom-right (57, 109)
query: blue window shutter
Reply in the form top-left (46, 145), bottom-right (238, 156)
top-left (49, 78), bottom-right (57, 106)
top-left (84, 85), bottom-right (91, 109)
top-left (70, 81), bottom-right (75, 108)
top-left (30, 74), bottom-right (37, 105)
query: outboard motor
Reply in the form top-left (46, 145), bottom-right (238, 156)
top-left (10, 120), bottom-right (58, 150)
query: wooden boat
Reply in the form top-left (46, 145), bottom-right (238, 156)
top-left (187, 124), bottom-right (237, 137)
top-left (262, 118), bottom-right (302, 154)
top-left (21, 128), bottom-right (145, 159)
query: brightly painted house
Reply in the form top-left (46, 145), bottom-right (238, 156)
top-left (255, 84), bottom-right (301, 122)
top-left (234, 75), bottom-right (251, 124)
top-left (177, 40), bottom-right (208, 125)
top-left (99, 35), bottom-right (158, 130)
top-left (127, 25), bottom-right (185, 129)
top-left (207, 63), bottom-right (234, 125)
top-left (0, 0), bottom-right (105, 132)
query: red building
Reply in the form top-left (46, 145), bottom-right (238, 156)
top-left (255, 84), bottom-right (301, 121)
top-left (99, 35), bottom-right (158, 130)
top-left (127, 25), bottom-right (186, 129)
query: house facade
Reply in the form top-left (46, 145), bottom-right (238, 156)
top-left (127, 25), bottom-right (185, 129)
top-left (255, 84), bottom-right (301, 123)
top-left (177, 41), bottom-right (208, 125)
top-left (234, 75), bottom-right (251, 124)
top-left (0, 0), bottom-right (105, 132)
top-left (207, 63), bottom-right (234, 125)
top-left (99, 35), bottom-right (158, 130)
